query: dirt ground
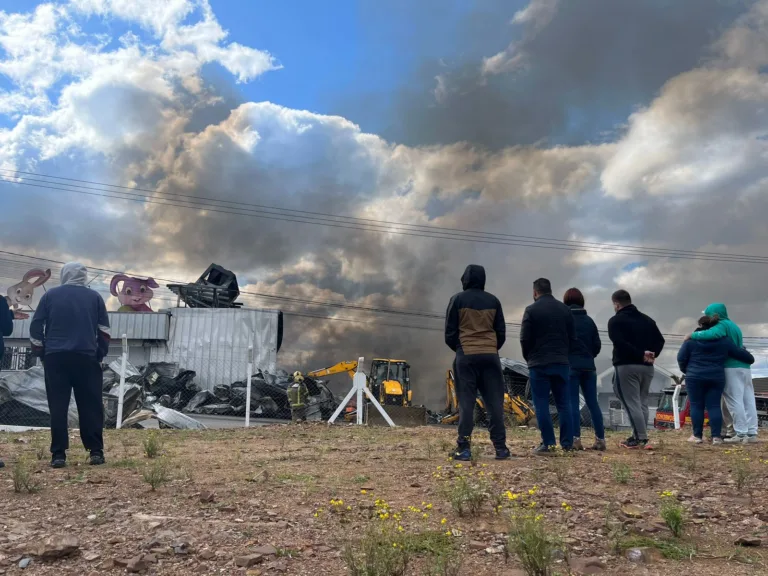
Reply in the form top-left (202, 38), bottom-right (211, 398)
top-left (1, 423), bottom-right (768, 575)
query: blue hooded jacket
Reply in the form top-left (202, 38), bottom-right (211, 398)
top-left (29, 263), bottom-right (110, 360)
top-left (677, 334), bottom-right (754, 384)
top-left (567, 305), bottom-right (601, 371)
top-left (0, 296), bottom-right (13, 355)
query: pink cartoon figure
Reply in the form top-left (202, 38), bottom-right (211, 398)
top-left (6, 268), bottom-right (51, 319)
top-left (110, 274), bottom-right (159, 312)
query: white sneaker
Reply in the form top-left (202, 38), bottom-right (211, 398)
top-left (712, 437), bottom-right (724, 445)
top-left (724, 435), bottom-right (748, 444)
top-left (747, 435), bottom-right (759, 444)
top-left (687, 435), bottom-right (703, 444)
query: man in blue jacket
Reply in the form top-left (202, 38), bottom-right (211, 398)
top-left (30, 263), bottom-right (110, 468)
top-left (686, 303), bottom-right (756, 443)
top-left (0, 296), bottom-right (14, 468)
top-left (445, 265), bottom-right (510, 461)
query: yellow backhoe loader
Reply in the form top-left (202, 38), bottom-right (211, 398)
top-left (304, 359), bottom-right (426, 426)
top-left (307, 358), bottom-right (413, 406)
top-left (441, 368), bottom-right (534, 426)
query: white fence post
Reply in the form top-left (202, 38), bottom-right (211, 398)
top-left (116, 334), bottom-right (128, 429)
top-left (672, 383), bottom-right (682, 430)
top-left (245, 332), bottom-right (254, 428)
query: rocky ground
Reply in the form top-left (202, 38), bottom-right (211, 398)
top-left (1, 424), bottom-right (767, 575)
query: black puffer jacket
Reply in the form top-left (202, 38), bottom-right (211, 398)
top-left (608, 304), bottom-right (665, 366)
top-left (445, 265), bottom-right (506, 355)
top-left (520, 294), bottom-right (576, 368)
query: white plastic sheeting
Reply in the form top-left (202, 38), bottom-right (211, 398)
top-left (149, 308), bottom-right (280, 391)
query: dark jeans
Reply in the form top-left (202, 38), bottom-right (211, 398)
top-left (454, 351), bottom-right (506, 450)
top-left (529, 364), bottom-right (573, 448)
top-left (570, 369), bottom-right (604, 440)
top-left (43, 352), bottom-right (104, 459)
top-left (687, 378), bottom-right (724, 439)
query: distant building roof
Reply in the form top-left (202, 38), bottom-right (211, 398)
top-left (9, 312), bottom-right (169, 341)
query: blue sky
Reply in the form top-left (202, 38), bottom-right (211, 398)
top-left (0, 0), bottom-right (529, 138)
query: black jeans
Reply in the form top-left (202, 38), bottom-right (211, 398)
top-left (43, 352), bottom-right (104, 458)
top-left (455, 351), bottom-right (506, 449)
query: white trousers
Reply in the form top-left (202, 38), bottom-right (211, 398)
top-left (723, 368), bottom-right (758, 436)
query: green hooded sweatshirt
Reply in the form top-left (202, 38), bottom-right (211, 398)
top-left (690, 303), bottom-right (749, 369)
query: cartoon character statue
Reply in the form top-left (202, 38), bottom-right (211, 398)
top-left (5, 268), bottom-right (51, 319)
top-left (110, 274), bottom-right (159, 312)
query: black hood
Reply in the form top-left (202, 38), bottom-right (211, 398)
top-left (461, 265), bottom-right (486, 291)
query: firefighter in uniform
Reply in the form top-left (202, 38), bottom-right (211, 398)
top-left (288, 372), bottom-right (309, 422)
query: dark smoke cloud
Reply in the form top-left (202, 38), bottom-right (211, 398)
top-left (386, 0), bottom-right (750, 150)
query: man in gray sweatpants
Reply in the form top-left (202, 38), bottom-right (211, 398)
top-left (607, 290), bottom-right (665, 449)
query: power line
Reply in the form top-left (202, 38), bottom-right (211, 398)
top-left (2, 250), bottom-right (767, 346)
top-left (2, 170), bottom-right (768, 264)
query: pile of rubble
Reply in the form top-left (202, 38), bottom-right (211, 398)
top-left (0, 361), bottom-right (339, 430)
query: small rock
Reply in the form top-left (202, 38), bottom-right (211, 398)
top-left (37, 535), bottom-right (80, 560)
top-left (98, 559), bottom-right (116, 569)
top-left (316, 546), bottom-right (333, 553)
top-left (235, 554), bottom-right (264, 567)
top-left (625, 547), bottom-right (659, 564)
top-left (218, 505), bottom-right (236, 513)
top-left (198, 550), bottom-right (215, 560)
top-left (253, 544), bottom-right (278, 556)
top-left (143, 553), bottom-right (157, 564)
top-left (569, 556), bottom-right (607, 574)
top-left (82, 551), bottom-right (101, 562)
top-left (621, 504), bottom-right (644, 519)
top-left (410, 483), bottom-right (422, 488)
top-left (246, 570), bottom-right (262, 576)
top-left (199, 491), bottom-right (216, 503)
top-left (87, 572), bottom-right (100, 576)
top-left (125, 555), bottom-right (148, 573)
top-left (172, 540), bottom-right (192, 555)
top-left (735, 535), bottom-right (762, 547)
top-left (469, 540), bottom-right (486, 551)
top-left (18, 558), bottom-right (31, 569)
top-left (87, 515), bottom-right (97, 521)
top-left (485, 546), bottom-right (504, 555)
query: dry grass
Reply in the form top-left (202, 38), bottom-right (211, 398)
top-left (0, 425), bottom-right (765, 575)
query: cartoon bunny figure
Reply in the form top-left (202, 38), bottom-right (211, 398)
top-left (5, 268), bottom-right (51, 319)
top-left (110, 274), bottom-right (159, 312)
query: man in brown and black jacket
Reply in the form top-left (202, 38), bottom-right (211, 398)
top-left (445, 264), bottom-right (510, 460)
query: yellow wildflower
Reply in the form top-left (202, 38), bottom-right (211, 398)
top-left (361, 490), bottom-right (367, 495)
top-left (441, 518), bottom-right (447, 525)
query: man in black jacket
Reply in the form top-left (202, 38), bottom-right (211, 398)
top-left (520, 278), bottom-right (577, 455)
top-left (445, 265), bottom-right (510, 461)
top-left (608, 290), bottom-right (665, 449)
top-left (0, 296), bottom-right (14, 469)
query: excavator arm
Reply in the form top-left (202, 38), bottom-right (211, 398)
top-left (307, 361), bottom-right (359, 380)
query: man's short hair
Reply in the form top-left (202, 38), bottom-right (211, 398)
top-left (611, 289), bottom-right (632, 307)
top-left (533, 278), bottom-right (552, 295)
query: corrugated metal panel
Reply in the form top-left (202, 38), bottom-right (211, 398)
top-left (8, 312), bottom-right (169, 340)
top-left (110, 313), bottom-right (169, 340)
top-left (149, 307), bottom-right (280, 391)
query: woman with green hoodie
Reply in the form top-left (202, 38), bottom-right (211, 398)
top-left (687, 303), bottom-right (757, 443)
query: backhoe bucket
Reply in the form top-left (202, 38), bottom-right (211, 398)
top-left (366, 405), bottom-right (427, 427)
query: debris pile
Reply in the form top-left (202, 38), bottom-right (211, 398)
top-left (0, 360), bottom-right (339, 429)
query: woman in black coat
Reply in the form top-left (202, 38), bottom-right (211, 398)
top-left (564, 288), bottom-right (605, 451)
